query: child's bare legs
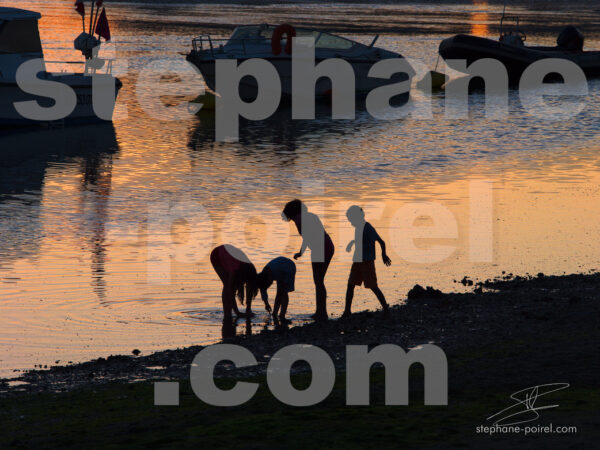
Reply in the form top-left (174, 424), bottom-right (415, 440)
top-left (214, 267), bottom-right (235, 320)
top-left (222, 285), bottom-right (234, 320)
top-left (272, 295), bottom-right (281, 319)
top-left (311, 261), bottom-right (330, 321)
top-left (273, 284), bottom-right (290, 322)
top-left (228, 288), bottom-right (246, 318)
top-left (371, 286), bottom-right (390, 314)
top-left (343, 282), bottom-right (355, 317)
top-left (343, 284), bottom-right (389, 317)
top-left (280, 293), bottom-right (289, 320)
top-left (278, 284), bottom-right (290, 322)
top-left (245, 294), bottom-right (254, 318)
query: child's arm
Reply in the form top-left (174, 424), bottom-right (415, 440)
top-left (294, 240), bottom-right (308, 260)
top-left (376, 235), bottom-right (392, 266)
top-left (261, 291), bottom-right (272, 313)
top-left (228, 277), bottom-right (246, 317)
top-left (259, 271), bottom-right (273, 313)
top-left (346, 240), bottom-right (355, 253)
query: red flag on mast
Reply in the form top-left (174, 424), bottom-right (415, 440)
top-left (95, 8), bottom-right (111, 41)
top-left (74, 0), bottom-right (85, 17)
top-left (96, 0), bottom-right (104, 7)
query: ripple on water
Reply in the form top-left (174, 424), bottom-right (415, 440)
top-left (1, 0), bottom-right (600, 376)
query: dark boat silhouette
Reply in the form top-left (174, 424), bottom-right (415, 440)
top-left (0, 7), bottom-right (121, 127)
top-left (439, 3), bottom-right (600, 85)
top-left (440, 27), bottom-right (600, 83)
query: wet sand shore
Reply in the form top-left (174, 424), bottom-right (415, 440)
top-left (1, 272), bottom-right (598, 448)
top-left (2, 271), bottom-right (598, 397)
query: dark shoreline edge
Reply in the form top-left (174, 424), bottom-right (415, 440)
top-left (1, 271), bottom-right (598, 448)
top-left (2, 271), bottom-right (598, 397)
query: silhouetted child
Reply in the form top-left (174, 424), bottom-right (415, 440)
top-left (342, 206), bottom-right (391, 317)
top-left (210, 244), bottom-right (267, 320)
top-left (257, 256), bottom-right (296, 323)
top-left (282, 199), bottom-right (334, 321)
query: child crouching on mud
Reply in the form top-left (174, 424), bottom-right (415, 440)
top-left (257, 256), bottom-right (296, 324)
top-left (210, 244), bottom-right (269, 320)
top-left (342, 205), bottom-right (391, 318)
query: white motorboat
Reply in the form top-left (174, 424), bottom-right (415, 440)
top-left (0, 7), bottom-right (121, 127)
top-left (186, 24), bottom-right (413, 101)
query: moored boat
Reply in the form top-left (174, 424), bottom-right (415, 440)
top-left (186, 24), bottom-right (414, 101)
top-left (439, 5), bottom-right (600, 85)
top-left (439, 27), bottom-right (600, 84)
top-left (0, 7), bottom-right (121, 127)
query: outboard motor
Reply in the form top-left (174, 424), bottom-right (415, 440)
top-left (74, 32), bottom-right (105, 71)
top-left (500, 34), bottom-right (525, 47)
top-left (557, 26), bottom-right (584, 52)
top-left (74, 32), bottom-right (100, 59)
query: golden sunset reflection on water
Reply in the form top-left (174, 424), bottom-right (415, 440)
top-left (470, 1), bottom-right (490, 37)
top-left (1, 0), bottom-right (599, 375)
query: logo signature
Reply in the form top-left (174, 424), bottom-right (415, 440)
top-left (486, 383), bottom-right (570, 426)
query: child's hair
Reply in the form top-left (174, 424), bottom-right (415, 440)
top-left (282, 199), bottom-right (307, 221)
top-left (235, 263), bottom-right (258, 304)
top-left (346, 205), bottom-right (365, 222)
top-left (256, 270), bottom-right (271, 290)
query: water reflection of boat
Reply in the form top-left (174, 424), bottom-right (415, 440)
top-left (188, 101), bottom-right (394, 154)
top-left (0, 124), bottom-right (118, 274)
top-left (0, 7), bottom-right (121, 127)
top-left (440, 8), bottom-right (600, 83)
top-left (0, 124), bottom-right (118, 195)
top-left (186, 24), bottom-right (413, 101)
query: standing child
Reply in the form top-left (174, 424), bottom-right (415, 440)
top-left (257, 256), bottom-right (296, 323)
top-left (342, 205), bottom-right (391, 317)
top-left (210, 244), bottom-right (267, 320)
top-left (282, 199), bottom-right (334, 321)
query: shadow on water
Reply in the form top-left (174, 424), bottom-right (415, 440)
top-left (0, 125), bottom-right (120, 301)
top-left (221, 317), bottom-right (260, 340)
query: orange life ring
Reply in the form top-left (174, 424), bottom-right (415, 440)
top-left (271, 24), bottom-right (296, 55)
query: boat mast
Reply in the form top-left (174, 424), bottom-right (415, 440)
top-left (500, 0), bottom-right (508, 36)
top-left (89, 1), bottom-right (95, 34)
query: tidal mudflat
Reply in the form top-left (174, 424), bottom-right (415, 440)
top-left (1, 272), bottom-right (598, 447)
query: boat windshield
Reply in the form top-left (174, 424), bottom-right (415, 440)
top-left (0, 19), bottom-right (42, 53)
top-left (314, 32), bottom-right (356, 50)
top-left (227, 25), bottom-right (357, 50)
top-left (228, 26), bottom-right (267, 44)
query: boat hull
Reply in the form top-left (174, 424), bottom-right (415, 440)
top-left (187, 54), bottom-right (412, 101)
top-left (0, 73), bottom-right (122, 127)
top-left (439, 34), bottom-right (600, 83)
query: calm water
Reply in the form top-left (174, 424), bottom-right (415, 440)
top-left (1, 0), bottom-right (599, 376)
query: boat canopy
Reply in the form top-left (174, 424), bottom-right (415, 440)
top-left (0, 8), bottom-right (43, 54)
top-left (228, 25), bottom-right (357, 50)
top-left (0, 7), bottom-right (42, 22)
